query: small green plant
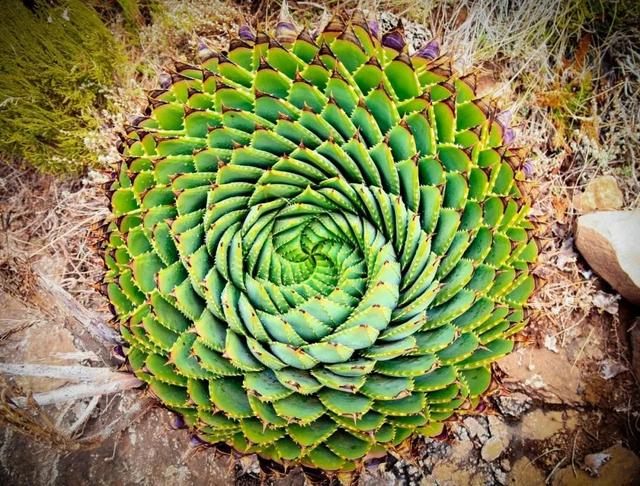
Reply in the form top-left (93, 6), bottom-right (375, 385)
top-left (0, 0), bottom-right (126, 174)
top-left (105, 13), bottom-right (536, 471)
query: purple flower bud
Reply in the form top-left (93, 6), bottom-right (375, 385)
top-left (276, 21), bottom-right (297, 43)
top-left (523, 161), bottom-right (534, 177)
top-left (190, 435), bottom-right (209, 447)
top-left (238, 25), bottom-right (255, 42)
top-left (170, 414), bottom-right (186, 430)
top-left (110, 345), bottom-right (126, 365)
top-left (364, 456), bottom-right (387, 470)
top-left (497, 110), bottom-right (513, 127)
top-left (416, 40), bottom-right (440, 60)
top-left (159, 72), bottom-right (171, 89)
top-left (197, 39), bottom-right (214, 60)
top-left (367, 19), bottom-right (379, 38)
top-left (503, 127), bottom-right (516, 145)
top-left (381, 30), bottom-right (405, 51)
top-left (475, 401), bottom-right (487, 412)
top-left (432, 430), bottom-right (449, 441)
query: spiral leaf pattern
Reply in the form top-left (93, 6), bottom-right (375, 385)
top-left (105, 16), bottom-right (536, 470)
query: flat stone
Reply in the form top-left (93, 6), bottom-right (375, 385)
top-left (572, 175), bottom-right (624, 213)
top-left (422, 463), bottom-right (488, 486)
top-left (450, 433), bottom-right (475, 463)
top-left (508, 457), bottom-right (546, 486)
top-left (481, 416), bottom-right (511, 462)
top-left (520, 410), bottom-right (562, 441)
top-left (481, 437), bottom-right (506, 462)
top-left (498, 348), bottom-right (582, 404)
top-left (575, 209), bottom-right (640, 304)
top-left (552, 444), bottom-right (640, 486)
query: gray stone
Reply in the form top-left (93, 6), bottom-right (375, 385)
top-left (463, 417), bottom-right (489, 442)
top-left (575, 209), bottom-right (640, 304)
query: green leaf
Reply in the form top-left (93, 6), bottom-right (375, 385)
top-left (325, 430), bottom-right (372, 460)
top-left (360, 375), bottom-right (414, 400)
top-left (373, 393), bottom-right (426, 416)
top-left (240, 418), bottom-right (285, 445)
top-left (274, 368), bottom-right (322, 395)
top-left (436, 332), bottom-right (479, 365)
top-left (375, 354), bottom-right (437, 377)
top-left (209, 377), bottom-right (253, 419)
top-left (385, 58), bottom-right (420, 100)
top-left (270, 342), bottom-right (318, 370)
top-left (244, 370), bottom-right (293, 402)
top-left (288, 416), bottom-right (338, 447)
top-left (324, 359), bottom-right (376, 377)
top-left (318, 389), bottom-right (372, 416)
top-left (459, 366), bottom-right (492, 397)
top-left (148, 379), bottom-right (189, 407)
top-left (306, 445), bottom-right (345, 470)
top-left (225, 330), bottom-right (264, 372)
top-left (361, 336), bottom-right (416, 360)
top-left (248, 395), bottom-right (287, 427)
top-left (272, 393), bottom-right (325, 424)
top-left (457, 338), bottom-right (514, 369)
top-left (311, 368), bottom-right (365, 393)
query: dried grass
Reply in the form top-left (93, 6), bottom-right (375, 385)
top-left (0, 375), bottom-right (79, 452)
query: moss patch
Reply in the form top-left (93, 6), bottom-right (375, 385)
top-left (0, 0), bottom-right (127, 174)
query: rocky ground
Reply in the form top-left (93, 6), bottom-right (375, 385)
top-left (1, 1), bottom-right (640, 485)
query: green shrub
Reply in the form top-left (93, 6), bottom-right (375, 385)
top-left (0, 0), bottom-right (126, 174)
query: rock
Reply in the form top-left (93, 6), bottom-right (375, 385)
top-left (421, 463), bottom-right (488, 486)
top-left (591, 290), bottom-right (621, 315)
top-left (463, 417), bottom-right (489, 442)
top-left (481, 437), bottom-right (506, 462)
top-left (544, 334), bottom-right (560, 353)
top-left (631, 322), bottom-right (640, 383)
top-left (491, 464), bottom-right (508, 485)
top-left (450, 432), bottom-right (475, 463)
top-left (488, 415), bottom-right (509, 440)
top-left (520, 410), bottom-right (564, 441)
top-left (572, 175), bottom-right (624, 213)
top-left (575, 209), bottom-right (640, 304)
top-left (494, 392), bottom-right (533, 418)
top-left (599, 359), bottom-right (627, 380)
top-left (507, 457), bottom-right (546, 486)
top-left (552, 444), bottom-right (640, 486)
top-left (481, 416), bottom-right (511, 462)
top-left (583, 452), bottom-right (612, 476)
top-left (498, 348), bottom-right (582, 404)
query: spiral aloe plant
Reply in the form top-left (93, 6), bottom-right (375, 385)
top-left (104, 13), bottom-right (536, 471)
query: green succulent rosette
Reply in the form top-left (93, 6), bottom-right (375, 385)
top-left (104, 14), bottom-right (536, 471)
